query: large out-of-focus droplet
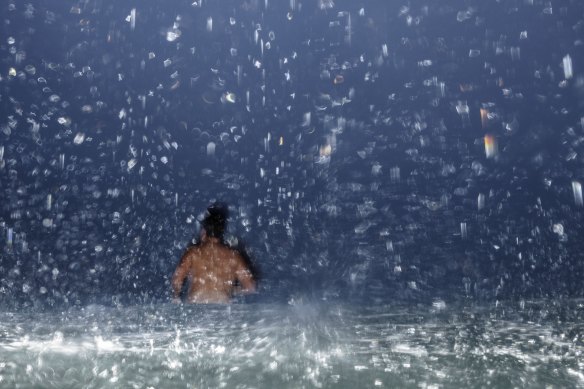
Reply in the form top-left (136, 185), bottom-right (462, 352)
top-left (563, 54), bottom-right (573, 80)
top-left (484, 134), bottom-right (497, 158)
top-left (73, 133), bottom-right (85, 145)
top-left (480, 108), bottom-right (489, 128)
top-left (7, 228), bottom-right (13, 247)
top-left (478, 193), bottom-right (485, 210)
top-left (456, 101), bottom-right (469, 115)
top-left (207, 142), bottom-right (216, 157)
top-left (390, 166), bottom-right (400, 182)
top-left (455, 101), bottom-right (470, 126)
top-left (460, 222), bottom-right (467, 239)
top-left (57, 117), bottom-right (71, 126)
top-left (166, 30), bottom-right (180, 42)
top-left (129, 8), bottom-right (136, 30)
top-left (301, 112), bottom-right (311, 127)
top-left (126, 159), bottom-right (136, 172)
top-left (572, 180), bottom-right (583, 207)
top-left (222, 92), bottom-right (236, 104)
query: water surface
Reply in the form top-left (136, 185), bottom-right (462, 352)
top-left (1, 300), bottom-right (583, 388)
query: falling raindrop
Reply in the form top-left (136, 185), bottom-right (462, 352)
top-left (207, 142), bottom-right (216, 157)
top-left (73, 133), bottom-right (85, 145)
top-left (563, 54), bottom-right (573, 80)
top-left (572, 181), bottom-right (583, 207)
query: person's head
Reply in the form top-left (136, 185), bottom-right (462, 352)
top-left (201, 203), bottom-right (228, 239)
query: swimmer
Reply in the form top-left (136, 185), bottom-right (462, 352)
top-left (172, 205), bottom-right (256, 304)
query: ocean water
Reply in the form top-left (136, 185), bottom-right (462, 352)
top-left (1, 299), bottom-right (583, 388)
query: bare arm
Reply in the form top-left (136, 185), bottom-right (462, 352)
top-left (234, 254), bottom-right (256, 294)
top-left (172, 249), bottom-right (193, 300)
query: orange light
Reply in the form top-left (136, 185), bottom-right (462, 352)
top-left (484, 134), bottom-right (496, 158)
top-left (480, 108), bottom-right (489, 128)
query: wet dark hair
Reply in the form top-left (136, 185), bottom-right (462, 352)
top-left (201, 203), bottom-right (228, 238)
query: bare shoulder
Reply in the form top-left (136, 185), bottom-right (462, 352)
top-left (228, 248), bottom-right (247, 267)
top-left (181, 245), bottom-right (200, 263)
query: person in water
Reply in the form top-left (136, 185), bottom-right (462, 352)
top-left (172, 205), bottom-right (256, 303)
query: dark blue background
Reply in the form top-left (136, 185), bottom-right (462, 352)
top-left (1, 0), bottom-right (583, 308)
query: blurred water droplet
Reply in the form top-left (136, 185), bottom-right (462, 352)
top-left (129, 8), bottom-right (136, 30)
top-left (7, 228), bottom-right (13, 247)
top-left (390, 166), bottom-right (400, 182)
top-left (432, 299), bottom-right (446, 310)
top-left (478, 193), bottom-right (485, 210)
top-left (127, 159), bottom-right (137, 171)
top-left (166, 29), bottom-right (180, 42)
top-left (572, 181), bottom-right (583, 206)
top-left (553, 223), bottom-right (564, 235)
top-left (457, 10), bottom-right (472, 22)
top-left (207, 142), bottom-right (216, 157)
top-left (563, 54), bottom-right (573, 80)
top-left (73, 133), bottom-right (85, 145)
top-left (57, 117), bottom-right (71, 126)
top-left (222, 92), bottom-right (236, 103)
top-left (484, 134), bottom-right (497, 158)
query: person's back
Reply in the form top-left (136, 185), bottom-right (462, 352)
top-left (172, 204), bottom-right (256, 304)
top-left (173, 236), bottom-right (255, 303)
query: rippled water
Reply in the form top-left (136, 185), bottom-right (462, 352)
top-left (1, 300), bottom-right (583, 388)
